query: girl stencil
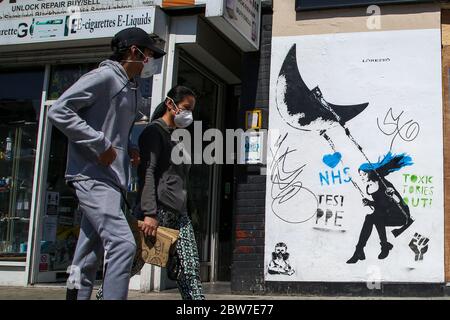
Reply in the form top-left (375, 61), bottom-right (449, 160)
top-left (347, 152), bottom-right (414, 264)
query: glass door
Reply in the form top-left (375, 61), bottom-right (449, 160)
top-left (176, 50), bottom-right (225, 282)
top-left (0, 69), bottom-right (44, 262)
top-left (0, 123), bottom-right (37, 261)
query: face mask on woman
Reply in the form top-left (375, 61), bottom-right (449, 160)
top-left (167, 97), bottom-right (194, 128)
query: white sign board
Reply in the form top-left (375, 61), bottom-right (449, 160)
top-left (0, 0), bottom-right (157, 20)
top-left (206, 0), bottom-right (261, 52)
top-left (265, 29), bottom-right (444, 283)
top-left (0, 6), bottom-right (167, 46)
top-left (241, 131), bottom-right (265, 164)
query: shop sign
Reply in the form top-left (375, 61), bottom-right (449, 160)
top-left (295, 0), bottom-right (435, 11)
top-left (241, 131), bottom-right (265, 164)
top-left (0, 6), bottom-right (167, 46)
top-left (0, 0), bottom-right (157, 20)
top-left (206, 0), bottom-right (261, 52)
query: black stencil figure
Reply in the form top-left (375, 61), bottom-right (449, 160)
top-left (347, 153), bottom-right (415, 264)
top-left (268, 243), bottom-right (295, 275)
top-left (408, 233), bottom-right (429, 261)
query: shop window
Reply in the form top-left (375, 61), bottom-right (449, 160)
top-left (0, 69), bottom-right (44, 261)
top-left (48, 64), bottom-right (98, 100)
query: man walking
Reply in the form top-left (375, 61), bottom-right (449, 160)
top-left (48, 27), bottom-right (166, 300)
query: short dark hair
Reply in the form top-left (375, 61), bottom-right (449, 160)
top-left (150, 86), bottom-right (196, 122)
top-left (109, 45), bottom-right (147, 62)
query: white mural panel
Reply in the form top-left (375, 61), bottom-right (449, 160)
top-left (264, 29), bottom-right (444, 282)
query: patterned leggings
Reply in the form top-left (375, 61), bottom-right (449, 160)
top-left (157, 208), bottom-right (205, 300)
top-left (96, 209), bottom-right (204, 300)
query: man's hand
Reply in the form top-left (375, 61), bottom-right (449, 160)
top-left (98, 146), bottom-right (117, 166)
top-left (129, 148), bottom-right (141, 167)
top-left (141, 216), bottom-right (158, 237)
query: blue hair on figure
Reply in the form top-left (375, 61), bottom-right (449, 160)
top-left (359, 152), bottom-right (413, 177)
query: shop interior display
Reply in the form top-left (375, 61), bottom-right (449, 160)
top-left (0, 105), bottom-right (37, 261)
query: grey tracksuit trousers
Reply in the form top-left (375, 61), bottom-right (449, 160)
top-left (67, 179), bottom-right (136, 300)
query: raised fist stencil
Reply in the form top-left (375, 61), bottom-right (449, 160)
top-left (408, 233), bottom-right (429, 261)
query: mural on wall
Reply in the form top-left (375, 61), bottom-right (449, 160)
top-left (265, 29), bottom-right (444, 282)
top-left (267, 242), bottom-right (296, 276)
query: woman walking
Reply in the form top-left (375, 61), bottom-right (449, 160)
top-left (136, 85), bottom-right (205, 300)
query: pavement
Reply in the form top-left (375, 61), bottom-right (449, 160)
top-left (0, 282), bottom-right (450, 300)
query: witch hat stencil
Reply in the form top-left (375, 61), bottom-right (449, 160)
top-left (275, 44), bottom-right (369, 131)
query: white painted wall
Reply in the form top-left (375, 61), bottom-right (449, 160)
top-left (265, 28), bottom-right (445, 283)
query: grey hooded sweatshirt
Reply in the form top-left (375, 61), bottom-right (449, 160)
top-left (48, 60), bottom-right (148, 191)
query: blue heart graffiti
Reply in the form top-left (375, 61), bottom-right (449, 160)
top-left (322, 152), bottom-right (342, 169)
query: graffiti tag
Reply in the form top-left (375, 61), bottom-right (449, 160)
top-left (269, 133), bottom-right (318, 224)
top-left (376, 108), bottom-right (420, 151)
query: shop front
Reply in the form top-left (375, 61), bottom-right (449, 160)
top-left (0, 2), bottom-right (167, 285)
top-left (0, 0), bottom-right (263, 291)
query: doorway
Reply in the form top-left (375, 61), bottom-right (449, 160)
top-left (176, 49), bottom-right (234, 282)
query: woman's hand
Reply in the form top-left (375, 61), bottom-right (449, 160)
top-left (129, 148), bottom-right (141, 167)
top-left (141, 216), bottom-right (159, 237)
top-left (362, 198), bottom-right (371, 206)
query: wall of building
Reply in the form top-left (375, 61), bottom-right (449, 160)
top-left (232, 0), bottom-right (449, 296)
top-left (231, 8), bottom-right (273, 294)
top-left (441, 9), bottom-right (450, 284)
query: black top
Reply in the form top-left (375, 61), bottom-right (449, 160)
top-left (136, 118), bottom-right (189, 217)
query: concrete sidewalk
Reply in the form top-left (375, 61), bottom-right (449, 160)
top-left (0, 283), bottom-right (449, 300)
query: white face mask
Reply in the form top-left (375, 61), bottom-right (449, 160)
top-left (167, 97), bottom-right (194, 128)
top-left (140, 56), bottom-right (158, 78)
top-left (175, 109), bottom-right (194, 128)
top-left (122, 48), bottom-right (158, 78)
